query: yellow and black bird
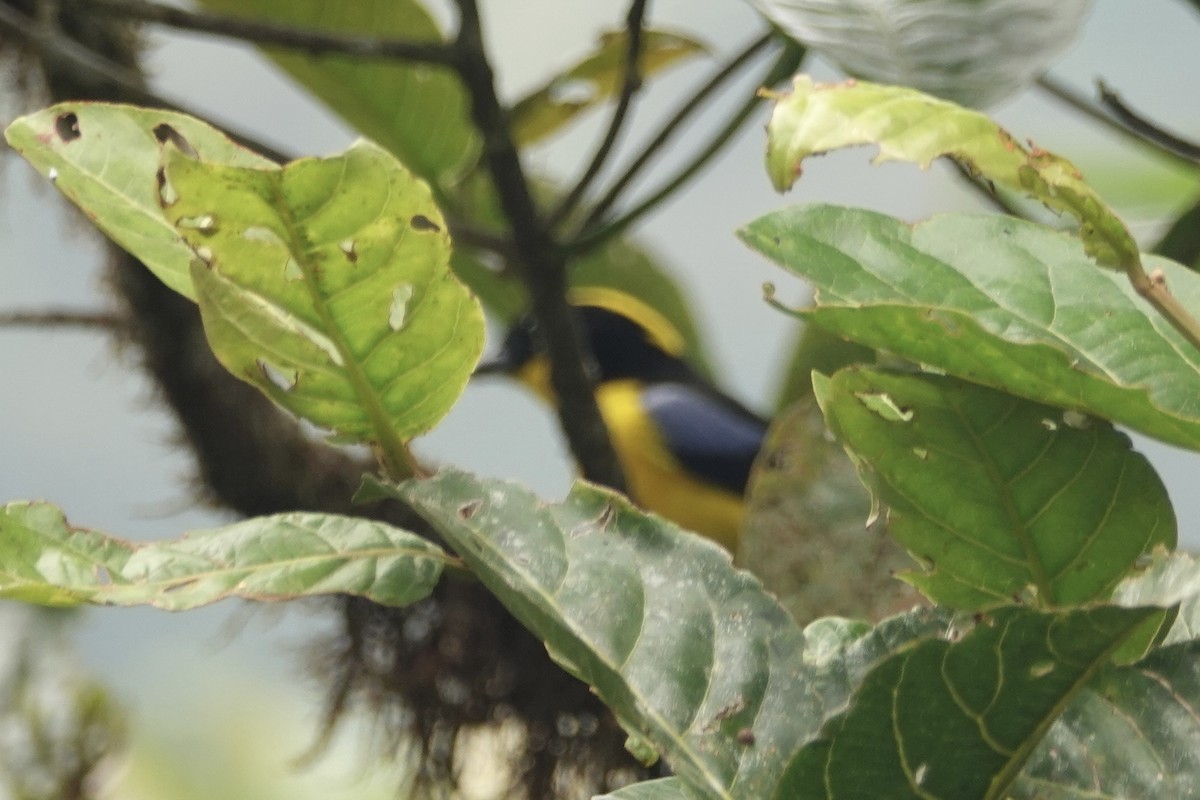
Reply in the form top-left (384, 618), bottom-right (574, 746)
top-left (477, 289), bottom-right (768, 551)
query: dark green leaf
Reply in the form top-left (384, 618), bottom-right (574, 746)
top-left (812, 367), bottom-right (1174, 610)
top-left (0, 502), bottom-right (445, 609)
top-left (778, 605), bottom-right (1156, 800)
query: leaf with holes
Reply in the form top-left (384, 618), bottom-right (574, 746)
top-left (365, 468), bottom-right (950, 799)
top-left (1014, 638), bottom-right (1200, 799)
top-left (161, 139), bottom-right (484, 463)
top-left (511, 29), bottom-right (707, 146)
top-left (764, 76), bottom-right (1137, 269)
top-left (812, 368), bottom-right (1174, 610)
top-left (195, 0), bottom-right (475, 184)
top-left (778, 605), bottom-right (1156, 800)
top-left (4, 103), bottom-right (275, 299)
top-left (0, 502), bottom-right (445, 610)
top-left (741, 206), bottom-right (1200, 451)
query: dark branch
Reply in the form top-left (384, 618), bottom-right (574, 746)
top-left (1036, 75), bottom-right (1200, 169)
top-left (1096, 79), bottom-right (1200, 165)
top-left (451, 0), bottom-right (626, 492)
top-left (548, 0), bottom-right (650, 226)
top-left (568, 32), bottom-right (774, 241)
top-left (81, 0), bottom-right (458, 66)
top-left (569, 36), bottom-right (804, 253)
top-left (0, 308), bottom-right (119, 330)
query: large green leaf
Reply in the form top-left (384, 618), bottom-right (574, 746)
top-left (195, 0), bottom-right (475, 184)
top-left (1015, 639), bottom-right (1200, 799)
top-left (0, 502), bottom-right (445, 610)
top-left (4, 102), bottom-right (275, 299)
top-left (778, 605), bottom-right (1156, 800)
top-left (741, 206), bottom-right (1200, 451)
top-left (750, 1), bottom-right (1089, 108)
top-left (366, 468), bottom-right (947, 799)
top-left (764, 75), bottom-right (1138, 271)
top-left (812, 367), bottom-right (1174, 610)
top-left (511, 29), bottom-right (707, 146)
top-left (161, 140), bottom-right (484, 464)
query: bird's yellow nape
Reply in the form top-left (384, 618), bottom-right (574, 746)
top-left (567, 286), bottom-right (687, 358)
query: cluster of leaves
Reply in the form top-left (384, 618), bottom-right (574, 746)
top-left (5, 2), bottom-right (1200, 799)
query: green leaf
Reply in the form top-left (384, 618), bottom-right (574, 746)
top-left (370, 468), bottom-right (948, 799)
top-left (765, 76), bottom-right (1138, 270)
top-left (1112, 550), bottom-right (1200, 646)
top-left (778, 605), bottom-right (1156, 800)
top-left (771, 321), bottom-right (873, 410)
top-left (0, 502), bottom-right (445, 610)
top-left (194, 0), bottom-right (475, 184)
top-left (751, 2), bottom-right (1089, 107)
top-left (1015, 639), bottom-right (1200, 799)
top-left (510, 29), bottom-right (707, 146)
top-left (161, 140), bottom-right (484, 463)
top-left (741, 206), bottom-right (1200, 451)
top-left (812, 367), bottom-right (1174, 610)
top-left (3, 102), bottom-right (275, 299)
top-left (595, 778), bottom-right (689, 799)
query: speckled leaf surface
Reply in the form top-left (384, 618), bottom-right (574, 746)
top-left (0, 502), bottom-right (445, 610)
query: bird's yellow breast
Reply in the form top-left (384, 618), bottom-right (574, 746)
top-left (595, 380), bottom-right (745, 551)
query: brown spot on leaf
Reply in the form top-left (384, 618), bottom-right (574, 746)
top-left (55, 112), bottom-right (80, 142)
top-left (458, 500), bottom-right (483, 520)
top-left (736, 728), bottom-right (756, 746)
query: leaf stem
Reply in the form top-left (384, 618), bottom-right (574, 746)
top-left (451, 0), bottom-right (626, 492)
top-left (547, 0), bottom-right (651, 227)
top-left (80, 0), bottom-right (459, 66)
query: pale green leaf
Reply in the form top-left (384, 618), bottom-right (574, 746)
top-left (1015, 640), bottom-right (1200, 799)
top-left (367, 468), bottom-right (948, 799)
top-left (741, 206), bottom-right (1200, 451)
top-left (195, 0), bottom-right (475, 184)
top-left (812, 367), bottom-right (1174, 610)
top-left (511, 29), bottom-right (707, 146)
top-left (778, 605), bottom-right (1156, 800)
top-left (161, 140), bottom-right (484, 456)
top-left (3, 102), bottom-right (274, 299)
top-left (0, 502), bottom-right (445, 610)
top-left (595, 778), bottom-right (689, 799)
top-left (751, 1), bottom-right (1089, 107)
top-left (765, 75), bottom-right (1137, 269)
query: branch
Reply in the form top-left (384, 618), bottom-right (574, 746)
top-left (568, 35), bottom-right (804, 253)
top-left (547, 0), bottom-right (650, 226)
top-left (1036, 75), bottom-right (1200, 170)
top-left (0, 308), bottom-right (119, 330)
top-left (81, 0), bottom-right (458, 66)
top-left (451, 0), bottom-right (625, 492)
top-left (1096, 79), bottom-right (1200, 165)
top-left (565, 32), bottom-right (774, 243)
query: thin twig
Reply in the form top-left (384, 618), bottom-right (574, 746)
top-left (1096, 80), bottom-right (1200, 165)
top-left (568, 36), bottom-right (804, 253)
top-left (570, 32), bottom-right (773, 237)
top-left (81, 0), bottom-right (458, 66)
top-left (547, 0), bottom-right (650, 227)
top-left (451, 0), bottom-right (625, 491)
top-left (0, 309), bottom-right (119, 330)
top-left (1036, 75), bottom-right (1200, 170)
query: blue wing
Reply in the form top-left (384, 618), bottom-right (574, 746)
top-left (639, 382), bottom-right (767, 494)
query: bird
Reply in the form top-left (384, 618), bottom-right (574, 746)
top-left (475, 288), bottom-right (768, 551)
